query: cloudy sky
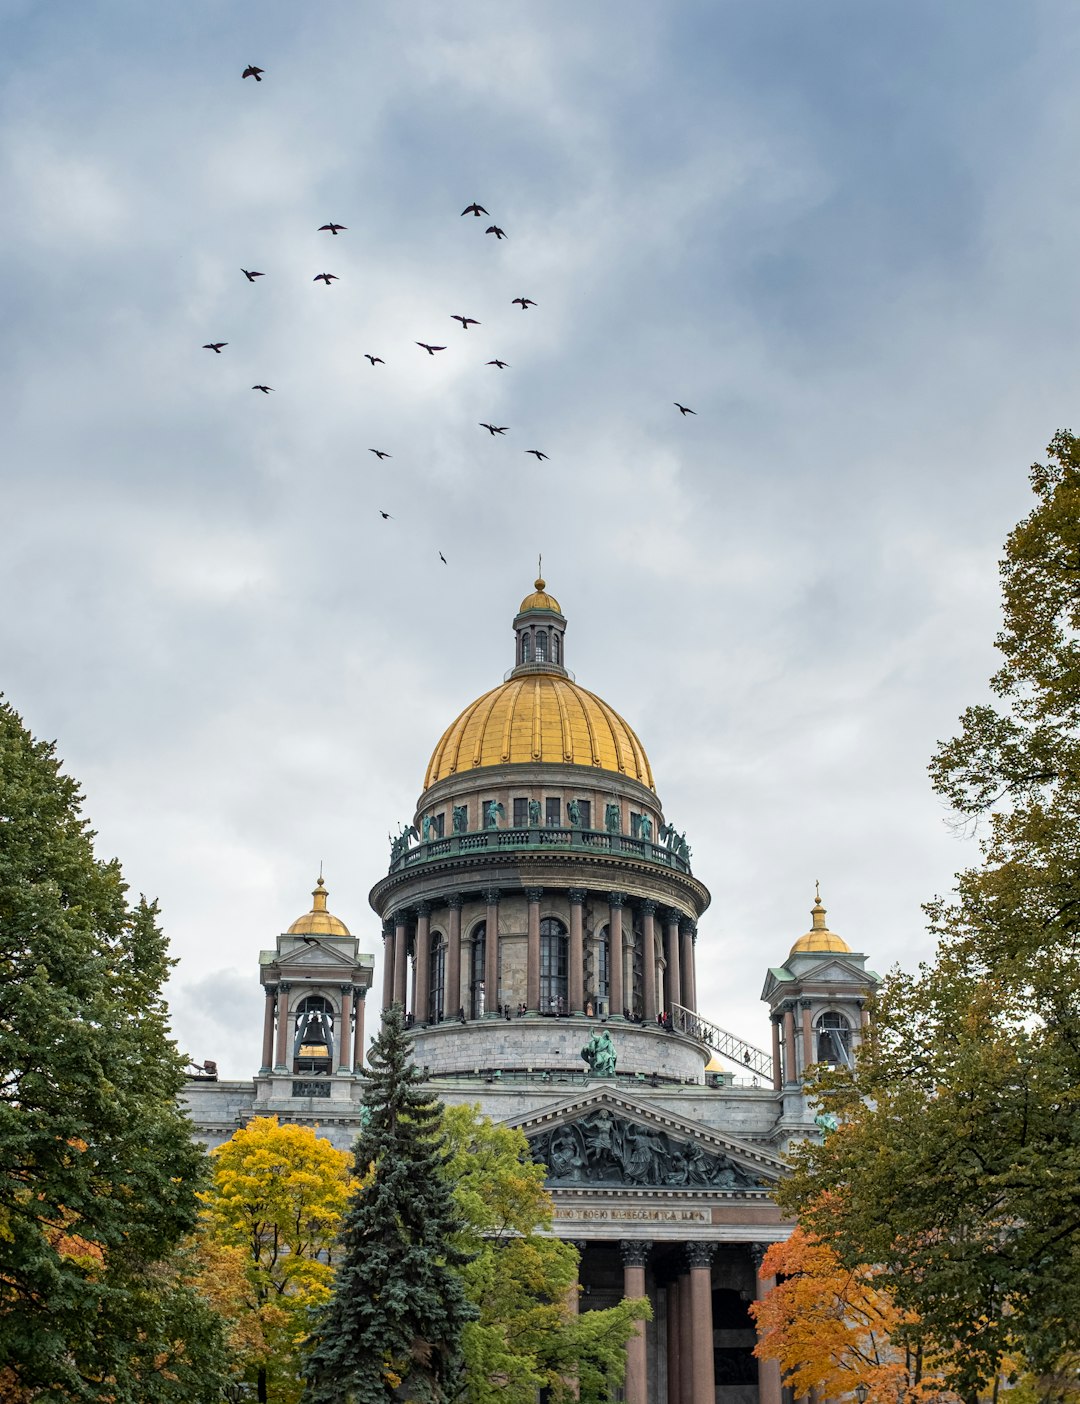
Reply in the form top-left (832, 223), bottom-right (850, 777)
top-left (4, 1), bottom-right (1078, 1077)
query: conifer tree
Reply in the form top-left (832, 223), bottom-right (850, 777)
top-left (302, 1005), bottom-right (476, 1404)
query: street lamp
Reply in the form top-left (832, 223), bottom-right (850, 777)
top-left (854, 1384), bottom-right (869, 1404)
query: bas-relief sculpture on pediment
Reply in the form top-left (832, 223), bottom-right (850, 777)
top-left (528, 1110), bottom-right (770, 1190)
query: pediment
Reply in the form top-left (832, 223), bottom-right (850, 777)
top-left (276, 944), bottom-right (352, 970)
top-left (797, 958), bottom-right (869, 983)
top-left (506, 1087), bottom-right (783, 1192)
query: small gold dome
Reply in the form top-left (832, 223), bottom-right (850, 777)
top-left (517, 577), bottom-right (562, 615)
top-left (424, 673), bottom-right (655, 791)
top-left (287, 876), bottom-right (351, 937)
top-left (789, 885), bottom-right (850, 956)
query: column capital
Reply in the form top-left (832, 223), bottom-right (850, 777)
top-left (567, 1238), bottom-right (589, 1253)
top-left (415, 900), bottom-right (433, 918)
top-left (279, 981), bottom-right (291, 993)
top-left (355, 986), bottom-right (368, 1002)
top-left (525, 886), bottom-right (544, 903)
top-left (685, 1241), bottom-right (715, 1270)
top-left (382, 921), bottom-right (395, 939)
top-left (264, 984), bottom-right (278, 998)
top-left (748, 1242), bottom-right (769, 1271)
top-left (340, 982), bottom-right (352, 994)
top-left (799, 998), bottom-right (813, 1009)
top-left (679, 915), bottom-right (696, 934)
top-left (662, 906), bottom-right (683, 926)
top-left (393, 909), bottom-right (409, 929)
top-left (620, 1239), bottom-right (652, 1268)
top-left (446, 893), bottom-right (464, 910)
top-left (567, 888), bottom-right (588, 905)
top-left (608, 891), bottom-right (626, 909)
top-left (639, 898), bottom-right (658, 916)
top-left (483, 887), bottom-right (501, 905)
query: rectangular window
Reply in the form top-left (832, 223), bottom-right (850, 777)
top-left (432, 812), bottom-right (445, 838)
top-left (630, 812), bottom-right (642, 838)
top-left (513, 798), bottom-right (529, 828)
top-left (546, 797), bottom-right (561, 828)
top-left (578, 800), bottom-right (591, 830)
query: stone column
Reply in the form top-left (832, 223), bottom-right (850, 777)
top-left (381, 922), bottom-right (395, 1012)
top-left (526, 887), bottom-right (543, 1011)
top-left (414, 902), bottom-right (432, 1024)
top-left (641, 900), bottom-right (658, 1021)
top-left (782, 1004), bottom-right (798, 1084)
top-left (620, 1240), bottom-right (651, 1404)
top-left (274, 982), bottom-right (290, 1071)
top-left (446, 895), bottom-right (463, 1018)
top-left (393, 911), bottom-right (409, 1009)
top-left (680, 920), bottom-right (697, 1013)
top-left (352, 987), bottom-right (366, 1069)
top-left (666, 1278), bottom-right (681, 1404)
top-left (484, 888), bottom-right (500, 1016)
top-left (338, 985), bottom-right (353, 1073)
top-left (750, 1243), bottom-right (783, 1404)
top-left (664, 909), bottom-right (682, 1010)
top-left (686, 1243), bottom-right (715, 1404)
top-left (801, 1000), bottom-right (814, 1072)
top-left (771, 1015), bottom-right (783, 1091)
top-left (677, 1270), bottom-right (693, 1404)
top-left (608, 893), bottom-right (625, 1017)
top-left (568, 889), bottom-right (586, 1013)
top-left (260, 985), bottom-right (276, 1073)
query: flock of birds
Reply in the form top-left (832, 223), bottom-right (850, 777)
top-left (204, 64), bottom-right (698, 560)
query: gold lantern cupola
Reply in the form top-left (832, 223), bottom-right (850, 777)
top-left (287, 876), bottom-right (351, 937)
top-left (789, 883), bottom-right (850, 956)
top-left (512, 572), bottom-right (567, 677)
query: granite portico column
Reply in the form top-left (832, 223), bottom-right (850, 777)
top-left (664, 909), bottom-right (682, 1011)
top-left (393, 911), bottom-right (409, 1009)
top-left (526, 887), bottom-right (543, 1011)
top-left (260, 985), bottom-right (276, 1074)
top-left (680, 920), bottom-right (697, 1013)
top-left (686, 1242), bottom-right (715, 1404)
top-left (620, 1240), bottom-right (651, 1404)
top-left (414, 902), bottom-right (432, 1024)
top-left (446, 895), bottom-right (463, 1016)
top-left (566, 889), bottom-right (586, 1013)
top-left (750, 1243), bottom-right (783, 1404)
top-left (381, 921), bottom-right (396, 1012)
top-left (801, 999), bottom-right (814, 1072)
top-left (484, 888), bottom-right (500, 1016)
top-left (782, 1003), bottom-right (798, 1084)
top-left (677, 1266), bottom-right (693, 1404)
top-left (641, 900), bottom-right (658, 1021)
top-left (274, 982), bottom-right (291, 1071)
top-left (771, 1014), bottom-right (783, 1091)
top-left (352, 988), bottom-right (366, 1069)
top-left (608, 893), bottom-right (625, 1017)
top-left (666, 1278), bottom-right (682, 1404)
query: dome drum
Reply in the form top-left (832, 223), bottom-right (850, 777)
top-left (385, 823), bottom-right (694, 879)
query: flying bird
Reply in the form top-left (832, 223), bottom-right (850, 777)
top-left (242, 65), bottom-right (264, 81)
top-left (203, 343), bottom-right (227, 353)
top-left (525, 450), bottom-right (548, 460)
top-left (318, 223), bottom-right (347, 235)
top-left (314, 273), bottom-right (339, 284)
top-left (486, 359), bottom-right (509, 369)
top-left (439, 552), bottom-right (448, 564)
top-left (461, 203), bottom-right (488, 217)
top-left (511, 297), bottom-right (536, 310)
top-left (451, 315), bottom-right (480, 330)
top-left (674, 402), bottom-right (696, 416)
top-left (369, 449), bottom-right (391, 460)
top-left (485, 225), bottom-right (507, 240)
top-left (416, 342), bottom-right (446, 355)
top-left (379, 511), bottom-right (393, 520)
top-left (479, 423), bottom-right (508, 436)
top-left (252, 385), bottom-right (274, 393)
top-left (365, 355), bottom-right (385, 366)
top-left (241, 269), bottom-right (264, 282)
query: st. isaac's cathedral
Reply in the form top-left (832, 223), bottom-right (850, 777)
top-left (183, 579), bottom-right (879, 1404)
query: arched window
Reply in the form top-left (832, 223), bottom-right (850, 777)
top-left (429, 935), bottom-right (446, 1023)
top-left (469, 923), bottom-right (486, 1019)
top-left (535, 631), bottom-right (547, 663)
top-left (540, 917), bottom-right (568, 1014)
top-left (552, 632), bottom-right (560, 664)
top-left (520, 633), bottom-right (531, 664)
top-left (293, 994), bottom-right (335, 1072)
top-left (816, 1011), bottom-right (851, 1065)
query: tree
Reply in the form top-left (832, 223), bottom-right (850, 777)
top-left (195, 1116), bottom-right (356, 1402)
top-left (778, 432), bottom-right (1080, 1400)
top-left (441, 1104), bottom-right (647, 1404)
top-left (302, 1005), bottom-right (477, 1404)
top-left (0, 698), bottom-right (227, 1401)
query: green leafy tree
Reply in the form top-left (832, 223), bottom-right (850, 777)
top-left (779, 432), bottom-right (1080, 1401)
top-left (441, 1104), bottom-right (647, 1404)
top-left (195, 1116), bottom-right (357, 1402)
top-left (0, 698), bottom-right (227, 1401)
top-left (302, 1005), bottom-right (476, 1404)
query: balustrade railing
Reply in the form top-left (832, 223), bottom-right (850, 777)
top-left (389, 824), bottom-right (693, 875)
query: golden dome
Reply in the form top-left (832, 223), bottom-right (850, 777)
top-left (424, 673), bottom-right (655, 791)
top-left (789, 884), bottom-right (850, 956)
top-left (517, 577), bottom-right (562, 615)
top-left (287, 877), bottom-right (351, 937)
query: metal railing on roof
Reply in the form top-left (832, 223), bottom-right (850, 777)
top-left (388, 824), bottom-right (693, 876)
top-left (670, 1003), bottom-right (774, 1080)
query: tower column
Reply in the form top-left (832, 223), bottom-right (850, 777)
top-left (771, 1015), bottom-right (783, 1091)
top-left (664, 909), bottom-right (682, 1010)
top-left (567, 889), bottom-right (586, 1013)
top-left (526, 887), bottom-right (543, 1011)
top-left (686, 1243), bottom-right (715, 1404)
top-left (352, 988), bottom-right (367, 1069)
top-left (274, 982), bottom-right (290, 1071)
top-left (680, 920), bottom-right (697, 1013)
top-left (783, 1003), bottom-right (798, 1084)
top-left (446, 895), bottom-right (463, 1017)
top-left (750, 1243), bottom-right (783, 1404)
top-left (338, 985), bottom-right (353, 1072)
top-left (484, 888), bottom-right (500, 1017)
top-left (414, 902), bottom-right (432, 1023)
top-left (381, 922), bottom-right (395, 1012)
top-left (620, 1240), bottom-right (651, 1404)
top-left (260, 985), bottom-right (276, 1073)
top-left (800, 999), bottom-right (814, 1072)
top-left (641, 900), bottom-right (658, 1021)
top-left (393, 911), bottom-right (409, 1008)
top-left (608, 893), bottom-right (625, 1017)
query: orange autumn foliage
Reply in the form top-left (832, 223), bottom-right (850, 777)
top-left (749, 1227), bottom-right (956, 1404)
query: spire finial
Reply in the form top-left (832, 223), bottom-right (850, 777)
top-left (312, 871), bottom-right (329, 911)
top-left (811, 881), bottom-right (827, 930)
